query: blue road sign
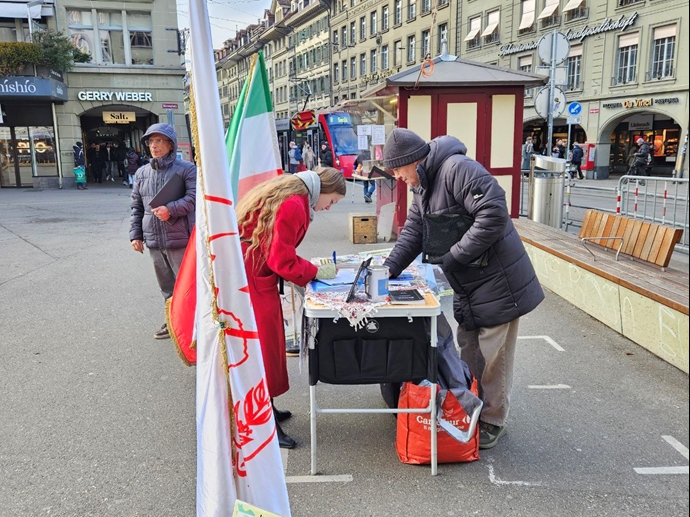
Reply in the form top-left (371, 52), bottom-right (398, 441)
top-left (568, 102), bottom-right (582, 116)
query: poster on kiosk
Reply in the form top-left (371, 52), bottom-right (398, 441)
top-left (580, 143), bottom-right (596, 171)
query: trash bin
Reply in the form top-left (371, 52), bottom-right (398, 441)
top-left (527, 154), bottom-right (566, 229)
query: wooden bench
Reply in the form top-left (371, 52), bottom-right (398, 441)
top-left (578, 209), bottom-right (684, 269)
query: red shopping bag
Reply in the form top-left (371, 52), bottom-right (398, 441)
top-left (396, 379), bottom-right (480, 464)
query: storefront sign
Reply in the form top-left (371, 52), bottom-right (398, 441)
top-left (627, 114), bottom-right (653, 130)
top-left (498, 12), bottom-right (638, 57)
top-left (162, 103), bottom-right (179, 109)
top-left (77, 90), bottom-right (153, 102)
top-left (602, 97), bottom-right (680, 109)
top-left (103, 111), bottom-right (136, 124)
top-left (0, 76), bottom-right (68, 101)
top-left (589, 108), bottom-right (600, 114)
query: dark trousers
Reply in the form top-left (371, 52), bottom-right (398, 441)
top-left (90, 164), bottom-right (102, 182)
top-left (149, 247), bottom-right (186, 300)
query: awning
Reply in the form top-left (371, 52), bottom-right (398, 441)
top-left (463, 27), bottom-right (480, 42)
top-left (518, 10), bottom-right (535, 30)
top-left (481, 23), bottom-right (499, 38)
top-left (537, 1), bottom-right (559, 20)
top-left (0, 2), bottom-right (46, 20)
top-left (619, 32), bottom-right (639, 47)
top-left (654, 24), bottom-right (676, 39)
top-left (563, 0), bottom-right (584, 12)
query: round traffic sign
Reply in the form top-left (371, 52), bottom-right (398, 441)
top-left (534, 86), bottom-right (567, 119)
top-left (537, 31), bottom-right (570, 66)
top-left (568, 102), bottom-right (582, 115)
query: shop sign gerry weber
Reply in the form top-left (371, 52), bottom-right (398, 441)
top-left (77, 90), bottom-right (153, 102)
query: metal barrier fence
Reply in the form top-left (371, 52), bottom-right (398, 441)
top-left (519, 175), bottom-right (690, 254)
top-left (617, 175), bottom-right (689, 252)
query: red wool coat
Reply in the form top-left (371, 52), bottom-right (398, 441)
top-left (241, 194), bottom-right (318, 398)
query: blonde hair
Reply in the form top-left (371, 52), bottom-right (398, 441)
top-left (237, 167), bottom-right (346, 259)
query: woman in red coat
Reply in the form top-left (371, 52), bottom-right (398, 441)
top-left (237, 168), bottom-right (347, 448)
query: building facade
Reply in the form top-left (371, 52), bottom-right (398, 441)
top-left (455, 0), bottom-right (688, 177)
top-left (1, 0), bottom-right (188, 189)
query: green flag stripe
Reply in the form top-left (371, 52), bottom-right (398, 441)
top-left (243, 51), bottom-right (273, 118)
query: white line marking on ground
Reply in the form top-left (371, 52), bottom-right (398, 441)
top-left (528, 384), bottom-right (571, 389)
top-left (487, 465), bottom-right (542, 487)
top-left (634, 435), bottom-right (689, 475)
top-left (281, 449), bottom-right (288, 474)
top-left (663, 435), bottom-right (689, 460)
top-left (285, 475), bottom-right (353, 484)
top-left (634, 466), bottom-right (689, 475)
top-left (518, 335), bottom-right (565, 352)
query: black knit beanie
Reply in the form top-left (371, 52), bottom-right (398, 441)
top-left (383, 128), bottom-right (430, 169)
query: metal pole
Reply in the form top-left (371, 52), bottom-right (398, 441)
top-left (566, 121), bottom-right (571, 174)
top-left (547, 31), bottom-right (557, 155)
top-left (51, 102), bottom-right (63, 189)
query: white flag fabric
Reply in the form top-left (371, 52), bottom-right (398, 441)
top-left (188, 1), bottom-right (291, 516)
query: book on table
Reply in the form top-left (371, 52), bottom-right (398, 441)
top-left (388, 288), bottom-right (425, 304)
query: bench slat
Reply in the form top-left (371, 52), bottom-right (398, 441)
top-left (624, 220), bottom-right (643, 256)
top-left (647, 226), bottom-right (667, 265)
top-left (640, 225), bottom-right (660, 262)
top-left (655, 228), bottom-right (684, 268)
top-left (601, 213), bottom-right (617, 248)
top-left (632, 222), bottom-right (652, 259)
top-left (579, 210), bottom-right (596, 239)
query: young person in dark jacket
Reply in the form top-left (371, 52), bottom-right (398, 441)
top-left (571, 143), bottom-right (585, 179)
top-left (319, 140), bottom-right (333, 167)
top-left (129, 123), bottom-right (196, 340)
top-left (382, 128), bottom-right (544, 449)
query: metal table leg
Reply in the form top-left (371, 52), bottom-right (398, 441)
top-left (430, 314), bottom-right (438, 476)
top-left (310, 384), bottom-right (317, 475)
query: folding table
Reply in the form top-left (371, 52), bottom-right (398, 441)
top-left (304, 292), bottom-right (442, 475)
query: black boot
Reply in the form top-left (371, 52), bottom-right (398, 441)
top-left (271, 398), bottom-right (292, 422)
top-left (275, 411), bottom-right (296, 449)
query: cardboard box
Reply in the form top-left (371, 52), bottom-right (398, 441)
top-left (349, 213), bottom-right (377, 244)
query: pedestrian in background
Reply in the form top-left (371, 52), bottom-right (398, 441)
top-left (319, 140), bottom-right (333, 167)
top-left (288, 141), bottom-right (300, 174)
top-left (353, 148), bottom-right (375, 203)
top-left (100, 142), bottom-right (117, 182)
top-left (125, 146), bottom-right (139, 188)
top-left (73, 141), bottom-right (87, 190)
top-left (86, 142), bottom-right (101, 183)
top-left (236, 168), bottom-right (346, 448)
top-left (381, 128), bottom-right (544, 450)
top-left (571, 143), bottom-right (585, 180)
top-left (129, 123), bottom-right (196, 340)
top-left (114, 142), bottom-right (127, 184)
top-left (303, 143), bottom-right (316, 170)
top-left (521, 137), bottom-right (533, 170)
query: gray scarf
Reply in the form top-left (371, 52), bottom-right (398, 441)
top-left (295, 170), bottom-right (321, 220)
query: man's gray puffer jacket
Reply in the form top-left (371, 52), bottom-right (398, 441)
top-left (129, 123), bottom-right (196, 249)
top-left (384, 136), bottom-right (544, 331)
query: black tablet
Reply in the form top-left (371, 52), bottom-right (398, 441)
top-left (345, 257), bottom-right (373, 303)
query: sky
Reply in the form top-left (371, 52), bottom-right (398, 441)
top-left (176, 0), bottom-right (271, 49)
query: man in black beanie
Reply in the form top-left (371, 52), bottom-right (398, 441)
top-left (382, 128), bottom-right (544, 449)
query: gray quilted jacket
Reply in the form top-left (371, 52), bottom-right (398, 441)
top-left (129, 123), bottom-right (196, 249)
top-left (384, 136), bottom-right (544, 330)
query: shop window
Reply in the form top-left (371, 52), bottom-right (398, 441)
top-left (649, 25), bottom-right (676, 80)
top-left (67, 9), bottom-right (153, 66)
top-left (408, 0), bottom-right (416, 21)
top-left (538, 0), bottom-right (560, 30)
top-left (464, 17), bottom-right (481, 50)
top-left (436, 23), bottom-right (448, 54)
top-left (614, 33), bottom-right (638, 85)
top-left (519, 55), bottom-right (533, 97)
top-left (98, 12), bottom-right (125, 65)
top-left (566, 46), bottom-right (582, 91)
top-left (563, 0), bottom-right (588, 23)
top-left (407, 35), bottom-right (416, 64)
top-left (421, 30), bottom-right (430, 59)
top-left (482, 10), bottom-right (500, 44)
top-left (518, 0), bottom-right (536, 34)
